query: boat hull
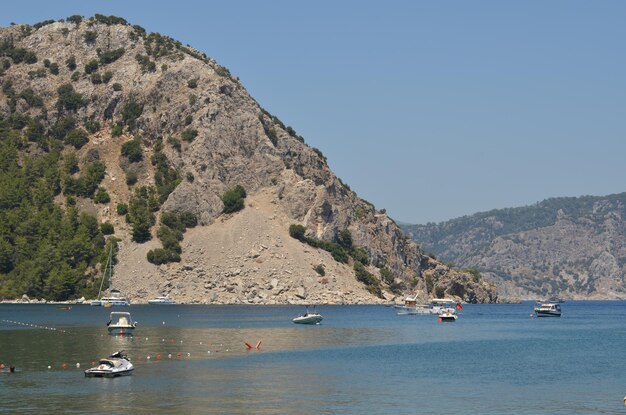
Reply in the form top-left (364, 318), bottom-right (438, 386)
top-left (108, 326), bottom-right (135, 335)
top-left (84, 367), bottom-right (134, 378)
top-left (293, 315), bottom-right (323, 325)
top-left (535, 311), bottom-right (561, 317)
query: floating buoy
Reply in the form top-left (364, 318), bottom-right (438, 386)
top-left (438, 318), bottom-right (442, 323)
top-left (61, 363), bottom-right (67, 369)
top-left (199, 342), bottom-right (202, 345)
top-left (162, 321), bottom-right (165, 325)
top-left (76, 363), bottom-right (80, 368)
top-left (47, 365), bottom-right (51, 369)
top-left (207, 351), bottom-right (210, 354)
top-left (156, 354), bottom-right (161, 360)
top-left (187, 353), bottom-right (190, 357)
top-left (177, 352), bottom-right (181, 358)
top-left (147, 356), bottom-right (151, 360)
top-left (168, 354), bottom-right (172, 359)
top-left (0, 363), bottom-right (4, 369)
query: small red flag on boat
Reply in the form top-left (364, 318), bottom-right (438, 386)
top-left (456, 303), bottom-right (463, 310)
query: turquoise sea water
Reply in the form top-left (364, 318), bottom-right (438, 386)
top-left (1, 301), bottom-right (625, 414)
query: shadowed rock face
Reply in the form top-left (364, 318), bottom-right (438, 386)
top-left (0, 17), bottom-right (497, 303)
top-left (403, 194), bottom-right (626, 300)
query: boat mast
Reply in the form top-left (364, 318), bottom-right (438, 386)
top-left (107, 244), bottom-right (113, 295)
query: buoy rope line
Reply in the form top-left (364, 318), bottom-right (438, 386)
top-left (1, 319), bottom-right (69, 333)
top-left (0, 326), bottom-right (263, 371)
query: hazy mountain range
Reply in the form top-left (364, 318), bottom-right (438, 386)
top-left (402, 193), bottom-right (626, 300)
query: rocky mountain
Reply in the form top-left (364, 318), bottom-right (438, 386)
top-left (402, 193), bottom-right (626, 300)
top-left (0, 15), bottom-right (497, 304)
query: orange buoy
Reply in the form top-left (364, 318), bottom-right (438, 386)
top-left (438, 318), bottom-right (442, 323)
top-left (156, 354), bottom-right (161, 360)
top-left (61, 363), bottom-right (68, 369)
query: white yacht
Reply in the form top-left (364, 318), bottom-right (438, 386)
top-left (534, 302), bottom-right (561, 317)
top-left (107, 311), bottom-right (136, 335)
top-left (148, 296), bottom-right (176, 305)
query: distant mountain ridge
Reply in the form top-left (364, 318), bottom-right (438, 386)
top-left (402, 193), bottom-right (626, 300)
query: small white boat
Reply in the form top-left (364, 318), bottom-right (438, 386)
top-left (84, 351), bottom-right (134, 378)
top-left (429, 298), bottom-right (460, 315)
top-left (534, 302), bottom-right (561, 317)
top-left (148, 296), bottom-right (176, 305)
top-left (107, 312), bottom-right (136, 335)
top-left (438, 310), bottom-right (458, 322)
top-left (293, 306), bottom-right (323, 325)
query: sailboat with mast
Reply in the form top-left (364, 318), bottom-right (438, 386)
top-left (90, 245), bottom-right (130, 307)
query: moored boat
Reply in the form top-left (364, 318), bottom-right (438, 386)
top-left (534, 302), bottom-right (561, 317)
top-left (438, 309), bottom-right (458, 322)
top-left (107, 311), bottom-right (136, 335)
top-left (293, 306), bottom-right (323, 325)
top-left (90, 246), bottom-right (130, 307)
top-left (148, 296), bottom-right (176, 305)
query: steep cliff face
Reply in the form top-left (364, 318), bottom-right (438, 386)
top-left (0, 16), bottom-right (497, 303)
top-left (403, 194), bottom-right (626, 300)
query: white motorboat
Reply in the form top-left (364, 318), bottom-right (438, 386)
top-left (438, 309), bottom-right (458, 322)
top-left (84, 351), bottom-right (134, 378)
top-left (148, 296), bottom-right (176, 305)
top-left (293, 306), bottom-right (323, 325)
top-left (107, 311), bottom-right (136, 335)
top-left (534, 302), bottom-right (561, 317)
top-left (91, 246), bottom-right (130, 307)
top-left (429, 298), bottom-right (460, 315)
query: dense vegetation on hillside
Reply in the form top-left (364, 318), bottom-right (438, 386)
top-left (0, 116), bottom-right (114, 300)
top-left (0, 16), bottom-right (198, 299)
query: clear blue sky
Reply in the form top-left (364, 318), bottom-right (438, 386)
top-left (3, 1), bottom-right (625, 224)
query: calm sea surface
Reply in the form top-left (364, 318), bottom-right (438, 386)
top-left (1, 301), bottom-right (625, 414)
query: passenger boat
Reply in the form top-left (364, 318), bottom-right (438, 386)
top-left (534, 302), bottom-right (561, 317)
top-left (107, 311), bottom-right (136, 335)
top-left (84, 351), bottom-right (134, 378)
top-left (293, 306), bottom-right (323, 325)
top-left (395, 295), bottom-right (432, 315)
top-left (148, 296), bottom-right (176, 305)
